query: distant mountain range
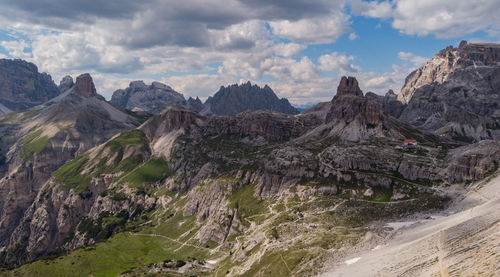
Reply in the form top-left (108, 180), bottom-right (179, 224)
top-left (110, 80), bottom-right (299, 116)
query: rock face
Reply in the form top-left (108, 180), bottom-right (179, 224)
top-left (186, 97), bottom-right (204, 112)
top-left (110, 81), bottom-right (186, 114)
top-left (365, 90), bottom-right (406, 118)
top-left (0, 73), bottom-right (141, 264)
top-left (335, 76), bottom-right (363, 98)
top-left (74, 73), bottom-right (97, 97)
top-left (0, 59), bottom-right (60, 111)
top-left (300, 76), bottom-right (427, 142)
top-left (202, 82), bottom-right (299, 116)
top-left (58, 76), bottom-right (74, 93)
top-left (398, 41), bottom-right (500, 141)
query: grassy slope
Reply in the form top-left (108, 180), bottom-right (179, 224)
top-left (6, 199), bottom-right (212, 277)
top-left (20, 129), bottom-right (50, 161)
top-left (54, 130), bottom-right (151, 193)
top-left (6, 232), bottom-right (204, 277)
top-left (122, 157), bottom-right (171, 188)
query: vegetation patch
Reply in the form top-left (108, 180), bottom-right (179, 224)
top-left (78, 211), bottom-right (129, 242)
top-left (228, 183), bottom-right (268, 225)
top-left (54, 154), bottom-right (91, 194)
top-left (7, 231), bottom-right (207, 277)
top-left (122, 157), bottom-right (171, 188)
top-left (105, 130), bottom-right (147, 153)
top-left (20, 129), bottom-right (51, 161)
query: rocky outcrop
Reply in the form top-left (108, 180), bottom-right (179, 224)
top-left (74, 73), bottom-right (97, 98)
top-left (58, 76), bottom-right (74, 93)
top-left (335, 76), bottom-right (363, 98)
top-left (365, 90), bottom-right (406, 118)
top-left (398, 41), bottom-right (500, 141)
top-left (300, 76), bottom-right (428, 142)
top-left (201, 82), bottom-right (298, 116)
top-left (186, 97), bottom-right (204, 112)
top-left (0, 59), bottom-right (60, 111)
top-left (110, 81), bottom-right (186, 114)
top-left (446, 140), bottom-right (500, 183)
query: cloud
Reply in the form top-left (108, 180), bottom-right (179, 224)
top-left (273, 43), bottom-right (306, 57)
top-left (397, 51), bottom-right (429, 67)
top-left (164, 73), bottom-right (237, 99)
top-left (0, 39), bottom-right (32, 59)
top-left (357, 64), bottom-right (415, 94)
top-left (318, 52), bottom-right (360, 73)
top-left (348, 32), bottom-right (359, 40)
top-left (269, 12), bottom-right (351, 44)
top-left (351, 0), bottom-right (500, 39)
top-left (350, 0), bottom-right (393, 19)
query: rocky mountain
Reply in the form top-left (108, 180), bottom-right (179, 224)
top-left (365, 89), bottom-right (405, 118)
top-left (300, 76), bottom-right (436, 143)
top-left (397, 41), bottom-right (500, 141)
top-left (201, 81), bottom-right (299, 115)
top-left (0, 73), bottom-right (142, 265)
top-left (0, 59), bottom-right (60, 112)
top-left (2, 76), bottom-right (498, 276)
top-left (58, 75), bottom-right (74, 93)
top-left (186, 96), bottom-right (204, 112)
top-left (110, 81), bottom-right (186, 114)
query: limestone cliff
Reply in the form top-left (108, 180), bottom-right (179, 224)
top-left (398, 41), bottom-right (500, 141)
top-left (110, 81), bottom-right (186, 114)
top-left (201, 82), bottom-right (299, 116)
top-left (0, 59), bottom-right (59, 112)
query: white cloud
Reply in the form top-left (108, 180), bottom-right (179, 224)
top-left (350, 0), bottom-right (393, 19)
top-left (397, 51), bottom-right (429, 67)
top-left (269, 12), bottom-right (351, 44)
top-left (273, 43), bottom-right (306, 57)
top-left (164, 73), bottom-right (237, 99)
top-left (318, 52), bottom-right (360, 73)
top-left (0, 40), bottom-right (32, 59)
top-left (357, 64), bottom-right (414, 94)
top-left (348, 32), bottom-right (359, 40)
top-left (392, 0), bottom-right (500, 38)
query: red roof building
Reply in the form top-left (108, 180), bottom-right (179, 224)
top-left (403, 139), bottom-right (418, 146)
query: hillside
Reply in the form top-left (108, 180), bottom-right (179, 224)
top-left (1, 76), bottom-right (497, 276)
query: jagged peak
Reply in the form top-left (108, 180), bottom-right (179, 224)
top-left (129, 80), bottom-right (147, 88)
top-left (334, 76), bottom-right (363, 99)
top-left (74, 73), bottom-right (97, 98)
top-left (58, 75), bottom-right (74, 92)
top-left (385, 89), bottom-right (396, 98)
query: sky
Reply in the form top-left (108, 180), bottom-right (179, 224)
top-left (0, 0), bottom-right (499, 105)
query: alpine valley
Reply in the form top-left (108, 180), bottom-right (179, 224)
top-left (0, 41), bottom-right (499, 277)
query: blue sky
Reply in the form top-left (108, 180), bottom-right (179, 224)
top-left (0, 0), bottom-right (499, 104)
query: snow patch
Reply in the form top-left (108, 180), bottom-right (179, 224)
top-left (344, 257), bottom-right (361, 265)
top-left (206, 260), bottom-right (218, 265)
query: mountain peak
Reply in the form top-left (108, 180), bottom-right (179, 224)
top-left (58, 75), bottom-right (74, 92)
top-left (111, 80), bottom-right (186, 114)
top-left (335, 76), bottom-right (363, 98)
top-left (74, 73), bottom-right (97, 97)
top-left (202, 82), bottom-right (298, 115)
